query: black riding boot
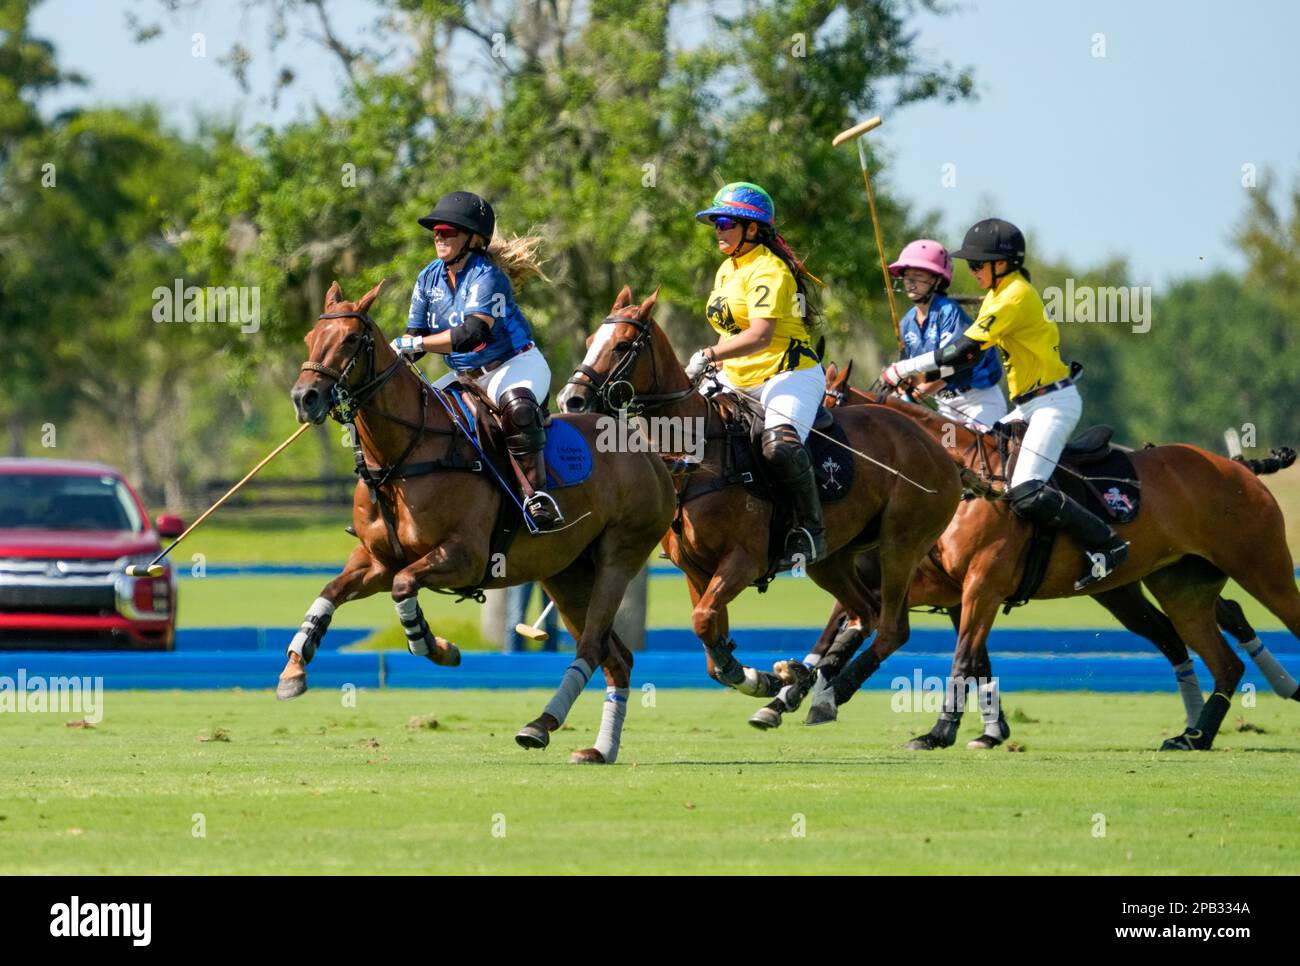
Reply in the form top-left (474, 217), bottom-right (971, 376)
top-left (500, 387), bottom-right (563, 531)
top-left (1007, 480), bottom-right (1128, 590)
top-left (761, 426), bottom-right (827, 568)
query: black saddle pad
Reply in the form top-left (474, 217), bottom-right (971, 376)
top-left (728, 412), bottom-right (855, 504)
top-left (1054, 444), bottom-right (1140, 523)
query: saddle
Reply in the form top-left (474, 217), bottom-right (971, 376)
top-left (671, 390), bottom-right (852, 591)
top-left (996, 421), bottom-right (1142, 611)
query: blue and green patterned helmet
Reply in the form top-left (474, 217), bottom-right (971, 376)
top-left (695, 182), bottom-right (775, 226)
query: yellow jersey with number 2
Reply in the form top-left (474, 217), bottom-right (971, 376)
top-left (962, 272), bottom-right (1070, 401)
top-left (705, 245), bottom-right (819, 389)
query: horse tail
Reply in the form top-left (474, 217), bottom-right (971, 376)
top-left (1234, 446), bottom-right (1297, 476)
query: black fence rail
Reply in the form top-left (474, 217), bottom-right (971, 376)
top-left (194, 476), bottom-right (357, 509)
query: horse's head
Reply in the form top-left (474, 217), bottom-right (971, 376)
top-left (293, 279), bottom-right (387, 424)
top-left (823, 359), bottom-right (854, 409)
top-left (557, 285), bottom-right (665, 414)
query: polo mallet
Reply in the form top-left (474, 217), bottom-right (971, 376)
top-left (832, 115), bottom-right (901, 350)
top-left (124, 422), bottom-right (313, 576)
top-left (514, 599), bottom-right (557, 642)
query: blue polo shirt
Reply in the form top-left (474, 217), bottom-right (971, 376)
top-left (405, 251), bottom-right (534, 371)
top-left (899, 294), bottom-right (1002, 391)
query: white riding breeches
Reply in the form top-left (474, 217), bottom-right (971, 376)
top-left (433, 345), bottom-right (552, 406)
top-left (935, 384), bottom-right (1009, 430)
top-left (709, 364), bottom-right (827, 443)
top-left (997, 383), bottom-right (1083, 488)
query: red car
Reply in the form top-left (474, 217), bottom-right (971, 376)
top-left (0, 459), bottom-right (184, 650)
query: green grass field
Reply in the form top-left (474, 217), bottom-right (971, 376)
top-left (4, 689), bottom-right (1298, 874)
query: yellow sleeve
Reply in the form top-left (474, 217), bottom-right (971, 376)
top-left (963, 289), bottom-right (1020, 346)
top-left (746, 264), bottom-right (796, 320)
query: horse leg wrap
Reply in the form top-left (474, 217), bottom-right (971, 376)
top-left (542, 658), bottom-right (594, 725)
top-left (1239, 637), bottom-right (1300, 698)
top-left (704, 639), bottom-right (745, 688)
top-left (1192, 691), bottom-right (1232, 748)
top-left (776, 683), bottom-right (804, 712)
top-left (831, 649), bottom-right (881, 704)
top-left (1173, 659), bottom-right (1206, 729)
top-left (395, 596), bottom-right (433, 656)
top-left (288, 597), bottom-right (335, 663)
top-left (977, 678), bottom-right (1007, 737)
top-left (592, 687), bottom-right (629, 763)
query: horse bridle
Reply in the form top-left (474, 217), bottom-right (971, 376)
top-left (565, 313), bottom-right (699, 414)
top-left (301, 310), bottom-right (409, 422)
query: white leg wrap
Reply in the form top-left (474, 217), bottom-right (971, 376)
top-left (395, 597), bottom-right (428, 655)
top-left (593, 687), bottom-right (629, 763)
top-left (542, 658), bottom-right (594, 725)
top-left (801, 652), bottom-right (820, 668)
top-left (287, 597), bottom-right (335, 659)
top-left (1173, 658), bottom-right (1205, 729)
top-left (1239, 638), bottom-right (1299, 697)
top-left (978, 678), bottom-right (1002, 731)
top-left (736, 665), bottom-right (766, 697)
top-left (777, 683), bottom-right (800, 711)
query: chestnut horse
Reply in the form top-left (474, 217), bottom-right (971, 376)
top-left (279, 281), bottom-right (675, 763)
top-left (801, 369), bottom-right (1300, 750)
top-left (556, 287), bottom-right (963, 700)
top-left (747, 361), bottom-right (1296, 741)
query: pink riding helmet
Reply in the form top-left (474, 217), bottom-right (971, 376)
top-left (888, 239), bottom-right (953, 284)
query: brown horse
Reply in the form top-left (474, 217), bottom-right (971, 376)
top-left (279, 281), bottom-right (676, 763)
top-left (802, 368), bottom-right (1300, 750)
top-left (745, 361), bottom-right (1295, 740)
top-left (556, 287), bottom-right (963, 700)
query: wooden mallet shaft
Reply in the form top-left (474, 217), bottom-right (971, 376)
top-left (125, 422), bottom-right (313, 577)
top-left (832, 115), bottom-right (901, 348)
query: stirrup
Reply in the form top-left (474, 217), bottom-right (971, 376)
top-left (1074, 540), bottom-right (1129, 591)
top-left (779, 526), bottom-right (825, 568)
top-left (524, 491), bottom-right (564, 531)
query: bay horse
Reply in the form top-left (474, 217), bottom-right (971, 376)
top-left (746, 362), bottom-right (1297, 742)
top-left (279, 281), bottom-right (676, 764)
top-left (801, 368), bottom-right (1300, 750)
top-left (556, 287), bottom-right (963, 700)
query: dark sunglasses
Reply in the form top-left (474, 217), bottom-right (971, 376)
top-left (712, 216), bottom-right (741, 232)
top-left (433, 227), bottom-right (463, 239)
top-left (967, 260), bottom-right (986, 271)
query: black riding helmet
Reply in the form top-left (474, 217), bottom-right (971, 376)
top-left (418, 191), bottom-right (496, 241)
top-left (952, 218), bottom-right (1026, 278)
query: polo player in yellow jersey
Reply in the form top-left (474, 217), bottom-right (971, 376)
top-left (686, 182), bottom-right (827, 566)
top-left (882, 218), bottom-right (1129, 590)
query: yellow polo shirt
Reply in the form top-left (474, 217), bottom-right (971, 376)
top-left (705, 245), bottom-right (819, 388)
top-left (963, 272), bottom-right (1070, 400)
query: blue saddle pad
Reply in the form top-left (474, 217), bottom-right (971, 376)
top-left (543, 419), bottom-right (593, 489)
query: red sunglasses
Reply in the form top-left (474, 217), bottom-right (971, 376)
top-left (433, 225), bottom-right (463, 239)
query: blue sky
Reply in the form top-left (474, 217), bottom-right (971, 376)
top-left (32, 0), bottom-right (1300, 288)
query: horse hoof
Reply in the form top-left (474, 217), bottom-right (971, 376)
top-left (515, 722), bottom-right (550, 750)
top-left (430, 638), bottom-right (461, 667)
top-left (1160, 729), bottom-right (1207, 751)
top-left (749, 705), bottom-right (783, 730)
top-left (804, 695), bottom-right (838, 726)
top-left (569, 748), bottom-right (608, 764)
top-left (907, 733), bottom-right (949, 751)
top-left (966, 734), bottom-right (1003, 750)
top-left (275, 676), bottom-right (307, 701)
